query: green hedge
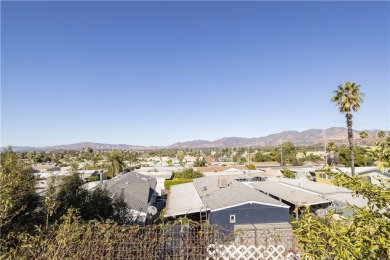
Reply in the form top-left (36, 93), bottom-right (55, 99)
top-left (164, 179), bottom-right (193, 189)
top-left (173, 168), bottom-right (204, 179)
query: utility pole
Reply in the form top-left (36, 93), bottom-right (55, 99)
top-left (160, 149), bottom-right (162, 167)
top-left (247, 145), bottom-right (250, 163)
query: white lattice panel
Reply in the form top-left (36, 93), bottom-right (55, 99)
top-left (207, 244), bottom-right (301, 260)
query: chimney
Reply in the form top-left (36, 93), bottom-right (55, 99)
top-left (218, 178), bottom-right (228, 188)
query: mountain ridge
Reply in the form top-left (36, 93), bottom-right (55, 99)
top-left (3, 127), bottom-right (387, 151)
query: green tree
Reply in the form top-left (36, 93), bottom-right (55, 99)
top-left (338, 147), bottom-right (372, 167)
top-left (27, 151), bottom-right (36, 162)
top-left (106, 150), bottom-right (126, 178)
top-left (282, 167), bottom-right (295, 178)
top-left (176, 151), bottom-right (185, 165)
top-left (253, 152), bottom-right (272, 162)
top-left (271, 142), bottom-right (298, 166)
top-left (327, 141), bottom-right (337, 166)
top-left (111, 193), bottom-right (129, 224)
top-left (50, 173), bottom-right (89, 220)
top-left (0, 147), bottom-right (38, 234)
top-left (331, 81), bottom-right (365, 176)
top-left (193, 157), bottom-right (206, 167)
top-left (83, 188), bottom-right (118, 221)
top-left (369, 137), bottom-right (390, 172)
top-left (294, 167), bottom-right (390, 259)
top-left (166, 159), bottom-right (173, 166)
top-left (239, 157), bottom-right (247, 164)
top-left (173, 168), bottom-right (203, 179)
top-left (246, 164), bottom-right (256, 170)
top-left (378, 130), bottom-right (386, 139)
top-left (49, 173), bottom-right (128, 222)
top-left (126, 152), bottom-right (138, 166)
top-left (359, 130), bottom-right (368, 145)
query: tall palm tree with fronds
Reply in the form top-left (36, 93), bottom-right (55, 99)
top-left (331, 81), bottom-right (364, 176)
top-left (106, 150), bottom-right (126, 178)
top-left (327, 141), bottom-right (337, 166)
top-left (378, 130), bottom-right (385, 139)
top-left (359, 131), bottom-right (368, 146)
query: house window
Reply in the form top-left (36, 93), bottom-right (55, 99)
top-left (327, 175), bottom-right (334, 180)
top-left (230, 215), bottom-right (236, 223)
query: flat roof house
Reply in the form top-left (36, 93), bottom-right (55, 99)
top-left (248, 181), bottom-right (332, 218)
top-left (274, 178), bottom-right (370, 216)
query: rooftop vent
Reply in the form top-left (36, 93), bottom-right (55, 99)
top-left (203, 186), bottom-right (207, 191)
top-left (218, 178), bottom-right (228, 188)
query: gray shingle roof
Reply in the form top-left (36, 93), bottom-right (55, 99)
top-left (102, 172), bottom-right (157, 213)
top-left (193, 176), bottom-right (288, 211)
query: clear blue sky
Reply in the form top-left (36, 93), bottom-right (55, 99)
top-left (2, 1), bottom-right (389, 147)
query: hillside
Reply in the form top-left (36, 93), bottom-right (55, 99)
top-left (4, 128), bottom-right (386, 151)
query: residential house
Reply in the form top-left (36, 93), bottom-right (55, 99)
top-left (315, 167), bottom-right (390, 187)
top-left (275, 178), bottom-right (370, 217)
top-left (98, 172), bottom-right (158, 224)
top-left (165, 175), bottom-right (290, 231)
top-left (248, 181), bottom-right (332, 218)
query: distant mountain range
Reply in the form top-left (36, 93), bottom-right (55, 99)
top-left (3, 127), bottom-right (387, 151)
top-left (167, 127), bottom-right (385, 148)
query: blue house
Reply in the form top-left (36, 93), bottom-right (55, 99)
top-left (165, 175), bottom-right (290, 230)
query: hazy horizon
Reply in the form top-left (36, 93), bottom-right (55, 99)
top-left (3, 127), bottom-right (387, 148)
top-left (2, 1), bottom-right (389, 147)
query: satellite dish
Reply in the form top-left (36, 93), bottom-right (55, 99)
top-left (147, 206), bottom-right (158, 216)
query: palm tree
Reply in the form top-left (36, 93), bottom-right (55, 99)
top-left (106, 150), bottom-right (126, 178)
top-left (331, 81), bottom-right (364, 176)
top-left (359, 131), bottom-right (368, 146)
top-left (327, 141), bottom-right (337, 166)
top-left (378, 130), bottom-right (385, 139)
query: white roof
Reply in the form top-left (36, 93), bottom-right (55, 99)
top-left (325, 193), bottom-right (369, 208)
top-left (248, 181), bottom-right (331, 206)
top-left (164, 182), bottom-right (206, 217)
top-left (335, 167), bottom-right (387, 177)
top-left (84, 181), bottom-right (101, 190)
top-left (138, 166), bottom-right (183, 172)
top-left (135, 171), bottom-right (173, 179)
top-left (269, 178), bottom-right (371, 209)
top-left (276, 178), bottom-right (351, 195)
top-left (224, 168), bottom-right (241, 172)
top-left (36, 171), bottom-right (72, 178)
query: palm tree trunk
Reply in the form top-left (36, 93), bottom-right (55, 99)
top-left (346, 113), bottom-right (355, 176)
top-left (331, 151), bottom-right (335, 166)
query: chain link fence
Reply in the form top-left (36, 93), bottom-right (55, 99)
top-left (83, 224), bottom-right (300, 259)
top-left (3, 221), bottom-right (301, 259)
